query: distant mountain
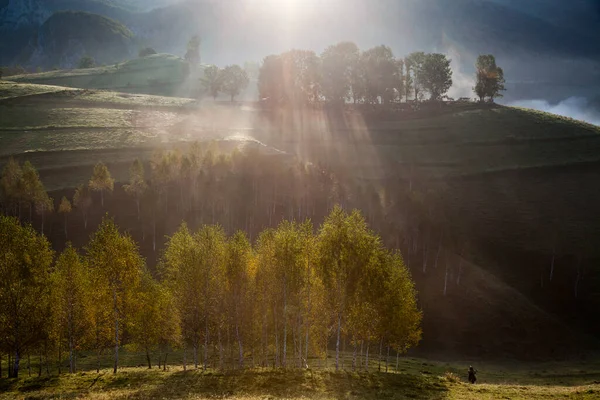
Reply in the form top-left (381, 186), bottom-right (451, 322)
top-left (114, 0), bottom-right (180, 12)
top-left (0, 0), bottom-right (132, 30)
top-left (0, 0), bottom-right (130, 66)
top-left (30, 11), bottom-right (134, 68)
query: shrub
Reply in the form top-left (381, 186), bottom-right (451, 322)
top-left (78, 56), bottom-right (96, 69)
top-left (443, 372), bottom-right (461, 383)
top-left (139, 47), bottom-right (157, 58)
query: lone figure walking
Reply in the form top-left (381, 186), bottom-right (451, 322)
top-left (468, 366), bottom-right (477, 384)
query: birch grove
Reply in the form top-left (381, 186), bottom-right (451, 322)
top-left (0, 207), bottom-right (421, 375)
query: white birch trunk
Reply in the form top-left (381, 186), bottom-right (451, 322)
top-left (575, 259), bottom-right (581, 298)
top-left (283, 279), bottom-right (287, 367)
top-left (456, 258), bottom-right (463, 286)
top-left (335, 314), bottom-right (341, 371)
top-left (443, 255), bottom-right (449, 296)
top-left (386, 344), bottom-right (390, 373)
top-left (550, 246), bottom-right (556, 281)
top-left (236, 323), bottom-right (243, 368)
top-left (204, 323), bottom-right (209, 370)
top-left (352, 342), bottom-right (357, 371)
top-left (113, 289), bottom-right (119, 374)
top-left (193, 343), bottom-right (198, 369)
top-left (434, 239), bottom-right (442, 269)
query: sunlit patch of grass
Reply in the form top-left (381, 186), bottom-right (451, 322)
top-left (77, 90), bottom-right (197, 108)
top-left (1, 355), bottom-right (599, 400)
top-left (0, 81), bottom-right (70, 100)
top-left (0, 107), bottom-right (132, 130)
top-left (7, 54), bottom-right (195, 97)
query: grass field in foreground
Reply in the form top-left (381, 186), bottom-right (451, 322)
top-left (1, 355), bottom-right (599, 400)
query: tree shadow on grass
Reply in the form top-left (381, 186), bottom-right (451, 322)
top-left (0, 375), bottom-right (60, 394)
top-left (127, 369), bottom-right (450, 400)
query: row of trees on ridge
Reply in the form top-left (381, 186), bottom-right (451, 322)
top-left (258, 43), bottom-right (453, 105)
top-left (253, 42), bottom-right (504, 106)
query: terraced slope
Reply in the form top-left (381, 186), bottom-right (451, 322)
top-left (0, 81), bottom-right (265, 190)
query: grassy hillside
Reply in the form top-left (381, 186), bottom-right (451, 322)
top-left (3, 80), bottom-right (600, 257)
top-left (46, 1), bottom-right (133, 20)
top-left (9, 54), bottom-right (199, 96)
top-left (260, 105), bottom-right (600, 255)
top-left (38, 11), bottom-right (133, 67)
top-left (3, 82), bottom-right (600, 256)
top-left (262, 106), bottom-right (600, 335)
top-left (1, 81), bottom-right (599, 357)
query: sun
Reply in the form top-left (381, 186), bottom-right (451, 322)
top-left (245, 0), bottom-right (308, 19)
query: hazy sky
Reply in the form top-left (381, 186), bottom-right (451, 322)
top-left (2, 0), bottom-right (599, 119)
top-left (189, 0), bottom-right (600, 103)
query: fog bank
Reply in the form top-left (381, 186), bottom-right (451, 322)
top-left (509, 97), bottom-right (600, 126)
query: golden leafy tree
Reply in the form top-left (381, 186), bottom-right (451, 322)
top-left (272, 220), bottom-right (305, 367)
top-left (89, 162), bottom-right (115, 208)
top-left (21, 161), bottom-right (45, 222)
top-left (73, 184), bottom-right (92, 229)
top-left (0, 157), bottom-right (23, 216)
top-left (196, 225), bottom-right (227, 370)
top-left (129, 272), bottom-right (180, 369)
top-left (254, 228), bottom-right (278, 366)
top-left (161, 223), bottom-right (225, 370)
top-left (225, 230), bottom-right (253, 368)
top-left (0, 216), bottom-right (54, 378)
top-left (124, 159), bottom-right (148, 220)
top-left (50, 243), bottom-right (93, 373)
top-left (34, 191), bottom-right (53, 235)
top-left (317, 206), bottom-right (381, 371)
top-left (86, 217), bottom-right (144, 373)
top-left (58, 196), bottom-right (72, 238)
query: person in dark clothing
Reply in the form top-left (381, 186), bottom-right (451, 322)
top-left (468, 366), bottom-right (477, 384)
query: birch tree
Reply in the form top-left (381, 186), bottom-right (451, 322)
top-left (383, 252), bottom-right (422, 356)
top-left (89, 162), bottom-right (115, 208)
top-left (161, 224), bottom-right (204, 370)
top-left (86, 217), bottom-right (144, 373)
top-left (73, 185), bottom-right (92, 229)
top-left (0, 157), bottom-right (23, 216)
top-left (58, 196), bottom-right (72, 238)
top-left (317, 206), bottom-right (379, 370)
top-left (0, 216), bottom-right (54, 378)
top-left (225, 231), bottom-right (253, 368)
top-left (195, 225), bottom-right (227, 370)
top-left (34, 191), bottom-right (53, 235)
top-left (51, 244), bottom-right (92, 373)
top-left (124, 159), bottom-right (148, 220)
top-left (130, 272), bottom-right (179, 369)
top-left (21, 161), bottom-right (44, 222)
top-left (273, 221), bottom-right (305, 367)
top-left (254, 229), bottom-right (279, 366)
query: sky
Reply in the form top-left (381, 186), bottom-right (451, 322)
top-left (202, 0), bottom-right (600, 108)
top-left (230, 0), bottom-right (600, 122)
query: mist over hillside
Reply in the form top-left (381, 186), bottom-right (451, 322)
top-left (1, 0), bottom-right (599, 117)
top-left (509, 98), bottom-right (600, 127)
